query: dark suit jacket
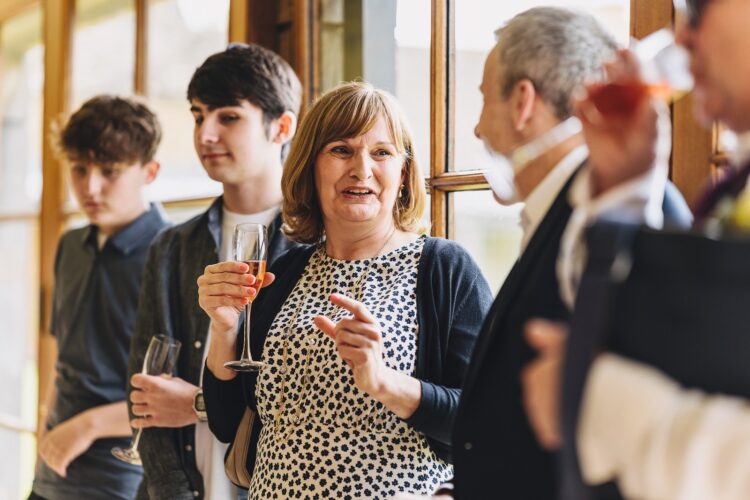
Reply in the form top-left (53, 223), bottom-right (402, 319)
top-left (559, 167), bottom-right (750, 500)
top-left (452, 168), bottom-right (691, 500)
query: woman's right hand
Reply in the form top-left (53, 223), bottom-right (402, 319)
top-left (197, 262), bottom-right (274, 337)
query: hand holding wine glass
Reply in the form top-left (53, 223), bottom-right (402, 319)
top-left (112, 334), bottom-right (181, 465)
top-left (576, 29), bottom-right (692, 195)
top-left (197, 260), bottom-right (259, 334)
top-left (575, 49), bottom-right (672, 196)
top-left (224, 222), bottom-right (268, 372)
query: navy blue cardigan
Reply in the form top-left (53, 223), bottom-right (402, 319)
top-left (203, 237), bottom-right (492, 471)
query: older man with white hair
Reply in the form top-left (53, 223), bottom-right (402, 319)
top-left (449, 7), bottom-right (690, 500)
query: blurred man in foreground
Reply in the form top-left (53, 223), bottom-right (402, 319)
top-left (523, 1), bottom-right (750, 498)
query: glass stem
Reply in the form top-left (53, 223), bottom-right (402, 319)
top-left (130, 427), bottom-right (143, 451)
top-left (242, 301), bottom-right (253, 361)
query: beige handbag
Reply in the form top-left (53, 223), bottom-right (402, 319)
top-left (224, 407), bottom-right (256, 489)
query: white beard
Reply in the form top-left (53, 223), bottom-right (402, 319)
top-left (482, 139), bottom-right (522, 204)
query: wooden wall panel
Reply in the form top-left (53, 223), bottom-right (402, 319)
top-left (672, 95), bottom-right (715, 208)
top-left (631, 0), bottom-right (715, 208)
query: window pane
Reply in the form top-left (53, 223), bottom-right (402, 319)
top-left (453, 190), bottom-right (522, 293)
top-left (453, 0), bottom-right (631, 171)
top-left (0, 7), bottom-right (44, 215)
top-left (317, 0), bottom-right (431, 175)
top-left (71, 0), bottom-right (135, 107)
top-left (163, 201), bottom-right (212, 224)
top-left (0, 220), bottom-right (40, 499)
top-left (0, 427), bottom-right (36, 499)
top-left (145, 0), bottom-right (228, 201)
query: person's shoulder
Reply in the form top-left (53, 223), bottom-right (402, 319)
top-left (61, 225), bottom-right (88, 240)
top-left (420, 236), bottom-right (489, 291)
top-left (663, 181), bottom-right (693, 229)
top-left (421, 236), bottom-right (475, 265)
top-left (57, 225), bottom-right (89, 250)
top-left (270, 243), bottom-right (316, 271)
top-left (151, 209), bottom-right (208, 247)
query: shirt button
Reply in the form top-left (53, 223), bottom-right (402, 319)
top-left (293, 417), bottom-right (301, 425)
top-left (192, 491), bottom-right (199, 497)
top-left (464, 441), bottom-right (473, 451)
top-left (194, 340), bottom-right (202, 349)
top-left (185, 444), bottom-right (192, 452)
top-left (279, 366), bottom-right (287, 375)
top-left (308, 338), bottom-right (316, 346)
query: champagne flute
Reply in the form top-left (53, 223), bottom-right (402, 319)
top-left (483, 29), bottom-right (693, 199)
top-left (112, 334), bottom-right (182, 465)
top-left (224, 222), bottom-right (268, 372)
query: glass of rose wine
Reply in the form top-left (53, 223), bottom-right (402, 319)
top-left (112, 334), bottom-right (181, 465)
top-left (224, 222), bottom-right (268, 372)
top-left (483, 28), bottom-right (693, 197)
top-left (584, 28), bottom-right (693, 121)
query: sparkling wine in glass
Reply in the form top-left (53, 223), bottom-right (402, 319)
top-left (224, 222), bottom-right (268, 372)
top-left (112, 334), bottom-right (181, 465)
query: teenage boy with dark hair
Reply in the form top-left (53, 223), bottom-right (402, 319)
top-left (126, 43), bottom-right (301, 500)
top-left (30, 95), bottom-right (166, 500)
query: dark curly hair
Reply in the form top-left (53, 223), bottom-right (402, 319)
top-left (54, 95), bottom-right (162, 166)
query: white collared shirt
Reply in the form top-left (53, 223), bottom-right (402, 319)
top-left (556, 161), bottom-right (668, 309)
top-left (578, 353), bottom-right (750, 500)
top-left (520, 145), bottom-right (589, 251)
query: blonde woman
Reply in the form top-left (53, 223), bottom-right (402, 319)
top-left (198, 82), bottom-right (492, 498)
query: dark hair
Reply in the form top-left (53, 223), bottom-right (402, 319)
top-left (685, 0), bottom-right (711, 27)
top-left (54, 95), bottom-right (162, 166)
top-left (187, 43), bottom-right (302, 130)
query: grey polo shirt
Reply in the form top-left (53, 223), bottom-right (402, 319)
top-left (33, 203), bottom-right (169, 500)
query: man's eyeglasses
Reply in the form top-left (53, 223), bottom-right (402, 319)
top-left (674, 0), bottom-right (711, 29)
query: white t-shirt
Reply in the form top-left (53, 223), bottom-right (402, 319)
top-left (195, 204), bottom-right (279, 500)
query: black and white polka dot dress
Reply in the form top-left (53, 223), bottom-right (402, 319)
top-left (250, 235), bottom-right (451, 499)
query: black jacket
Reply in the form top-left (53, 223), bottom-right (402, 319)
top-left (452, 170), bottom-right (692, 500)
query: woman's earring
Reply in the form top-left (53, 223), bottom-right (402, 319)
top-left (395, 184), bottom-right (407, 215)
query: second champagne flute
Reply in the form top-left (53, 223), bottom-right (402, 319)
top-left (112, 334), bottom-right (181, 465)
top-left (224, 222), bottom-right (268, 372)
